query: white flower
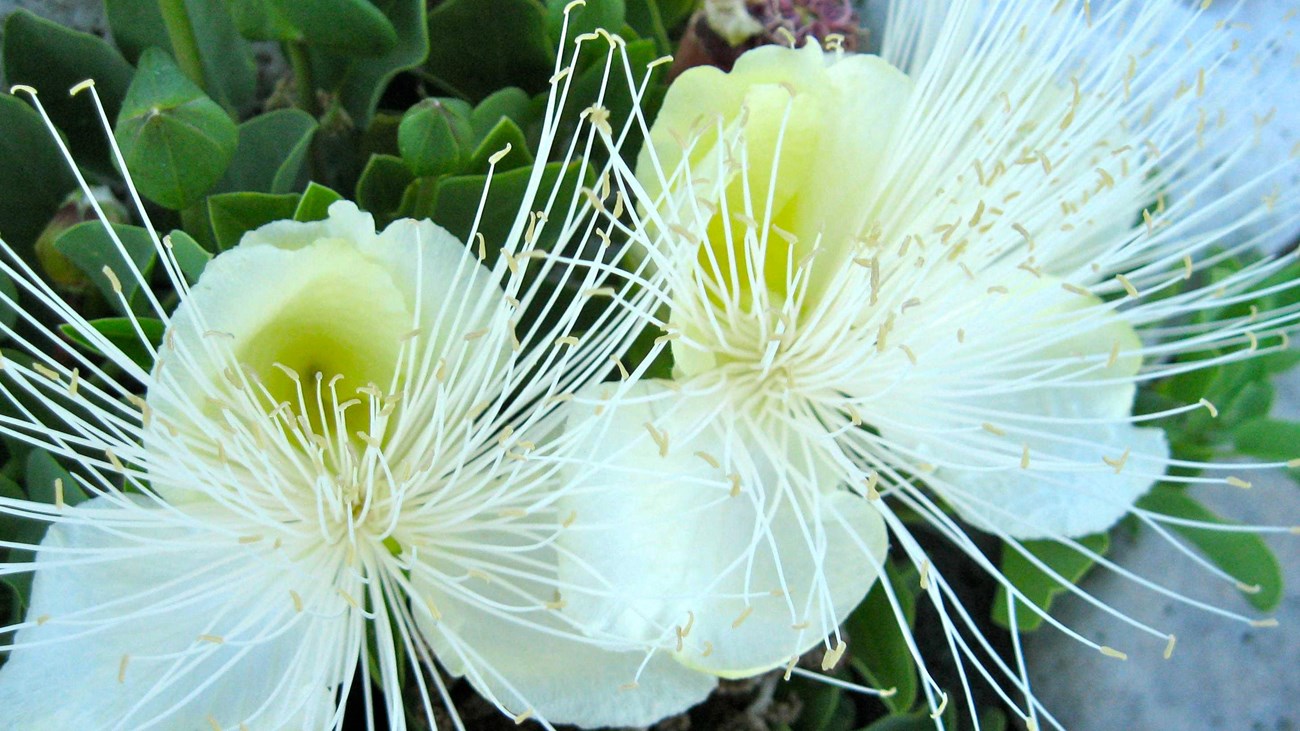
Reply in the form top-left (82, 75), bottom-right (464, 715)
top-left (594, 0), bottom-right (1300, 724)
top-left (0, 34), bottom-right (718, 730)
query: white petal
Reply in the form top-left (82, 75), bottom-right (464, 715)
top-left (0, 498), bottom-right (350, 729)
top-left (935, 417), bottom-right (1168, 539)
top-left (411, 558), bottom-right (716, 728)
top-left (556, 383), bottom-right (888, 677)
top-left (879, 281), bottom-right (1167, 539)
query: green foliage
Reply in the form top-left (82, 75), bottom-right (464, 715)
top-left (790, 678), bottom-right (857, 731)
top-left (425, 0), bottom-right (556, 101)
top-left (295, 182), bottom-right (345, 221)
top-left (3, 10), bottom-right (134, 176)
top-left (312, 0), bottom-right (430, 129)
top-left (398, 99), bottom-right (476, 176)
top-left (52, 222), bottom-right (157, 312)
top-left (1233, 419), bottom-right (1300, 464)
top-left (846, 563), bottom-right (920, 713)
top-left (217, 109), bottom-right (318, 194)
top-left (0, 272), bottom-right (17, 331)
top-left (0, 451), bottom-right (89, 613)
top-left (228, 0), bottom-right (399, 55)
top-left (992, 533), bottom-right (1109, 632)
top-left (114, 49), bottom-right (238, 210)
top-left (166, 229), bottom-right (211, 282)
top-left (431, 161), bottom-right (588, 255)
top-left (61, 317), bottom-right (166, 370)
top-left (356, 154), bottom-right (415, 221)
top-left (104, 0), bottom-right (257, 113)
top-left (545, 0), bottom-right (626, 43)
top-left (1136, 485), bottom-right (1283, 611)
top-left (0, 94), bottom-right (77, 257)
top-left (207, 192), bottom-right (301, 250)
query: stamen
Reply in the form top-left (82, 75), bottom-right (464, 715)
top-left (1099, 645), bottom-right (1128, 660)
top-left (821, 640), bottom-right (847, 671)
top-left (732, 606), bottom-right (754, 628)
top-left (863, 472), bottom-right (880, 500)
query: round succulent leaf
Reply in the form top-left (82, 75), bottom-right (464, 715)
top-left (227, 0), bottom-right (398, 55)
top-left (2, 10), bottom-right (134, 177)
top-left (51, 222), bottom-right (158, 313)
top-left (207, 192), bottom-right (301, 251)
top-left (469, 87), bottom-right (535, 139)
top-left (113, 49), bottom-right (237, 210)
top-left (312, 0), bottom-right (428, 129)
top-left (398, 98), bottom-right (474, 177)
top-left (463, 117), bottom-right (533, 174)
top-left (545, 0), bottom-right (625, 45)
top-left (0, 95), bottom-right (78, 260)
top-left (425, 0), bottom-right (555, 102)
top-left (356, 154), bottom-right (416, 226)
top-left (293, 183), bottom-right (345, 222)
top-left (216, 108), bottom-right (318, 194)
top-left (104, 0), bottom-right (257, 114)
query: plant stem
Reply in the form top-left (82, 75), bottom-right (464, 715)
top-left (157, 0), bottom-right (206, 89)
top-left (285, 42), bottom-right (321, 117)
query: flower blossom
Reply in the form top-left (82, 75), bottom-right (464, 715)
top-left (583, 0), bottom-right (1300, 725)
top-left (0, 32), bottom-right (719, 730)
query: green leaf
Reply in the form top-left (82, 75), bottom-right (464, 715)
top-left (432, 161), bottom-right (587, 258)
top-left (470, 87), bottom-right (535, 139)
top-left (217, 108), bottom-right (318, 194)
top-left (463, 117), bottom-right (533, 174)
top-left (624, 0), bottom-right (671, 54)
top-left (166, 228), bottom-right (211, 282)
top-left (0, 271), bottom-right (17, 332)
top-left (229, 0), bottom-right (398, 55)
top-left (314, 0), bottom-right (429, 129)
top-left (114, 48), bottom-right (238, 210)
top-left (360, 112), bottom-right (402, 160)
top-left (424, 0), bottom-right (555, 102)
top-left (207, 192), bottom-right (301, 250)
top-left (26, 450), bottom-right (88, 508)
top-left (1233, 419), bottom-right (1300, 463)
top-left (977, 707), bottom-right (1009, 731)
top-left (104, 0), bottom-right (258, 114)
top-left (1136, 484), bottom-right (1283, 611)
top-left (791, 680), bottom-right (855, 731)
top-left (52, 222), bottom-right (157, 312)
top-left (653, 0), bottom-right (694, 29)
top-left (546, 0), bottom-right (626, 44)
top-left (992, 533), bottom-right (1110, 632)
top-left (3, 10), bottom-right (135, 177)
top-left (356, 154), bottom-right (415, 225)
top-left (1217, 380), bottom-right (1274, 429)
top-left (0, 94), bottom-right (79, 259)
top-left (398, 98), bottom-right (474, 176)
top-left (294, 182), bottom-right (344, 222)
top-left (61, 316), bottom-right (165, 370)
top-left (103, 0), bottom-right (170, 62)
top-left (846, 563), bottom-right (919, 714)
top-left (560, 36), bottom-right (661, 156)
top-left (0, 474), bottom-right (40, 609)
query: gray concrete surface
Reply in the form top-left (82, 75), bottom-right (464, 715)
top-left (1023, 409), bottom-right (1300, 731)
